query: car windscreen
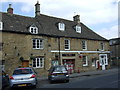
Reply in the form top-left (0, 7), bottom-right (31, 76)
top-left (13, 69), bottom-right (33, 75)
top-left (54, 66), bottom-right (67, 72)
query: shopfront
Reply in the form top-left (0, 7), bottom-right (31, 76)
top-left (62, 54), bottom-right (76, 74)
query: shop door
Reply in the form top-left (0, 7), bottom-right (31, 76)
top-left (22, 61), bottom-right (29, 67)
top-left (63, 59), bottom-right (75, 74)
top-left (99, 54), bottom-right (107, 70)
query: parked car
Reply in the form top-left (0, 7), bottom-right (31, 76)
top-left (2, 70), bottom-right (10, 89)
top-left (48, 65), bottom-right (69, 83)
top-left (9, 67), bottom-right (37, 88)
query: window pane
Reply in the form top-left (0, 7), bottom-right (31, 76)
top-left (33, 39), bottom-right (36, 48)
top-left (37, 40), bottom-right (40, 48)
top-left (83, 56), bottom-right (86, 64)
top-left (40, 40), bottom-right (43, 48)
top-left (34, 28), bottom-right (37, 33)
top-left (82, 40), bottom-right (87, 50)
top-left (65, 39), bottom-right (70, 50)
top-left (82, 56), bottom-right (88, 66)
top-left (59, 23), bottom-right (65, 31)
top-left (40, 59), bottom-right (42, 67)
top-left (33, 59), bottom-right (36, 67)
top-left (37, 58), bottom-right (40, 67)
top-left (101, 42), bottom-right (104, 50)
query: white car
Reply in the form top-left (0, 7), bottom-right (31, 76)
top-left (9, 67), bottom-right (37, 88)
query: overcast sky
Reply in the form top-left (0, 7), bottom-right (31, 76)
top-left (0, 0), bottom-right (119, 39)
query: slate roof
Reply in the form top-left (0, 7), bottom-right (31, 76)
top-left (1, 12), bottom-right (108, 41)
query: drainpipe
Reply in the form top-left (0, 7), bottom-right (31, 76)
top-left (58, 37), bottom-right (61, 65)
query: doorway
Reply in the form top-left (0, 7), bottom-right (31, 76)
top-left (22, 60), bottom-right (29, 67)
top-left (63, 59), bottom-right (75, 74)
top-left (99, 54), bottom-right (108, 70)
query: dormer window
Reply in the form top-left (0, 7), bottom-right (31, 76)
top-left (29, 25), bottom-right (38, 34)
top-left (0, 22), bottom-right (3, 30)
top-left (58, 23), bottom-right (65, 31)
top-left (76, 25), bottom-right (81, 33)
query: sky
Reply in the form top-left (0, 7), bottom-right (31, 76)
top-left (0, 0), bottom-right (119, 40)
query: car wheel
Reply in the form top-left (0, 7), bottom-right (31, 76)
top-left (33, 85), bottom-right (37, 88)
top-left (49, 80), bottom-right (53, 84)
top-left (10, 87), bottom-right (14, 90)
top-left (65, 80), bottom-right (69, 83)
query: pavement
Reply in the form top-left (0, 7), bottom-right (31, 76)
top-left (37, 67), bottom-right (119, 81)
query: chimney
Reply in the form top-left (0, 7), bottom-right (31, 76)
top-left (35, 1), bottom-right (40, 16)
top-left (73, 15), bottom-right (80, 23)
top-left (7, 4), bottom-right (13, 14)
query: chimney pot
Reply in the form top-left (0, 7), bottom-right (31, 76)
top-left (73, 15), bottom-right (80, 23)
top-left (7, 4), bottom-right (13, 14)
top-left (35, 1), bottom-right (40, 16)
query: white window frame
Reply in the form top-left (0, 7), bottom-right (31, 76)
top-left (100, 42), bottom-right (104, 51)
top-left (82, 40), bottom-right (87, 50)
top-left (29, 26), bottom-right (38, 34)
top-left (32, 39), bottom-right (44, 49)
top-left (0, 22), bottom-right (3, 30)
top-left (65, 39), bottom-right (70, 50)
top-left (58, 23), bottom-right (65, 31)
top-left (99, 54), bottom-right (108, 66)
top-left (32, 57), bottom-right (44, 68)
top-left (76, 25), bottom-right (81, 33)
top-left (82, 56), bottom-right (88, 66)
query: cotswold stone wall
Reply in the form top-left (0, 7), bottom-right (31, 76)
top-left (2, 32), bottom-right (51, 76)
top-left (49, 37), bottom-right (110, 72)
top-left (2, 32), bottom-right (110, 76)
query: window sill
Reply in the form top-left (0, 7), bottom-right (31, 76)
top-left (33, 48), bottom-right (44, 50)
top-left (65, 49), bottom-right (70, 50)
top-left (82, 65), bottom-right (88, 67)
top-left (33, 67), bottom-right (44, 69)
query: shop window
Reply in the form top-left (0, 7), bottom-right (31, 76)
top-left (82, 56), bottom-right (88, 66)
top-left (92, 60), bottom-right (96, 67)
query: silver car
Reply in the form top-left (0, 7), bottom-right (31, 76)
top-left (9, 67), bottom-right (37, 88)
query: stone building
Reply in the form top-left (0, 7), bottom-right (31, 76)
top-left (0, 2), bottom-right (110, 76)
top-left (109, 38), bottom-right (120, 66)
